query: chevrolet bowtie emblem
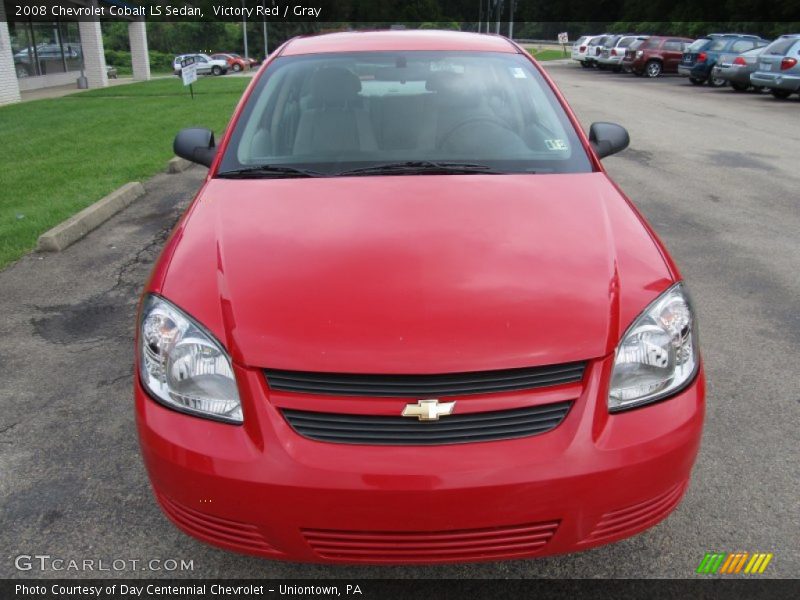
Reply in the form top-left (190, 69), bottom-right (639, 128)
top-left (401, 399), bottom-right (456, 421)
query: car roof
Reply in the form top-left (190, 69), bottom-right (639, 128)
top-left (281, 30), bottom-right (517, 56)
top-left (707, 33), bottom-right (763, 39)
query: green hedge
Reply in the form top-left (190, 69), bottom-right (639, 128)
top-left (103, 50), bottom-right (175, 75)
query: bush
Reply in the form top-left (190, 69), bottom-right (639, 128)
top-left (103, 49), bottom-right (175, 75)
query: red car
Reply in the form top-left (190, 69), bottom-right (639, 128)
top-left (211, 52), bottom-right (248, 72)
top-left (136, 30), bottom-right (704, 564)
top-left (623, 36), bottom-right (694, 77)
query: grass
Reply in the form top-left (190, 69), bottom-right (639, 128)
top-left (0, 76), bottom-right (249, 269)
top-left (527, 49), bottom-right (569, 61)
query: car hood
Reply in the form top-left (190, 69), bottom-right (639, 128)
top-left (159, 173), bottom-right (674, 373)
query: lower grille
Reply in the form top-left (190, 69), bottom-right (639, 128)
top-left (303, 520), bottom-right (560, 562)
top-left (156, 493), bottom-right (278, 555)
top-left (283, 401), bottom-right (572, 445)
top-left (583, 481), bottom-right (688, 544)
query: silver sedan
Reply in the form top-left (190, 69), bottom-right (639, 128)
top-left (711, 46), bottom-right (767, 91)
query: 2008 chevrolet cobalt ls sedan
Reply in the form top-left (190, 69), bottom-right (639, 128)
top-left (135, 30), bottom-right (704, 564)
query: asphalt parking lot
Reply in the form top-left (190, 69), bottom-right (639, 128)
top-left (1, 61), bottom-right (798, 579)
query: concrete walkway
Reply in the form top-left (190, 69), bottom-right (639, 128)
top-left (18, 74), bottom-right (172, 102)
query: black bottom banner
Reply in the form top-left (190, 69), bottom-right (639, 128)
top-left (3, 579), bottom-right (799, 600)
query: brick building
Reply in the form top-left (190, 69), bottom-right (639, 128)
top-left (0, 0), bottom-right (150, 105)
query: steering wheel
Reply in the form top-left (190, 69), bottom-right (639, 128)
top-left (437, 116), bottom-right (517, 150)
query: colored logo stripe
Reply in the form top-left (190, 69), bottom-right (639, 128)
top-left (745, 553), bottom-right (773, 574)
top-left (697, 552), bottom-right (773, 574)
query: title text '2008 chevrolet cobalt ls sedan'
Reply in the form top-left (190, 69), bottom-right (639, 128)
top-left (135, 30), bottom-right (704, 564)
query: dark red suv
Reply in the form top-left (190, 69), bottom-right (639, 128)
top-left (623, 36), bottom-right (694, 77)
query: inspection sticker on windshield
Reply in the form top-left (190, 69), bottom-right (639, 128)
top-left (545, 139), bottom-right (568, 151)
top-left (510, 67), bottom-right (527, 79)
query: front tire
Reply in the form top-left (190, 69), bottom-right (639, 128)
top-left (212, 65), bottom-right (222, 76)
top-left (645, 60), bottom-right (663, 78)
top-left (232, 63), bottom-right (242, 72)
top-left (771, 89), bottom-right (792, 99)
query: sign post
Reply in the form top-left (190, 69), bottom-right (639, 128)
top-left (180, 56), bottom-right (198, 99)
top-left (558, 32), bottom-right (569, 57)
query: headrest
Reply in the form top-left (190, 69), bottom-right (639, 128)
top-left (311, 67), bottom-right (361, 107)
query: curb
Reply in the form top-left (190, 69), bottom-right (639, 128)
top-left (166, 156), bottom-right (193, 174)
top-left (37, 182), bottom-right (146, 252)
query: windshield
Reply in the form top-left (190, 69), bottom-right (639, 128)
top-left (218, 51), bottom-right (592, 177)
top-left (706, 39), bottom-right (731, 51)
top-left (687, 38), bottom-right (712, 52)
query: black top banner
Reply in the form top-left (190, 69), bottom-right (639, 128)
top-left (6, 0), bottom-right (800, 22)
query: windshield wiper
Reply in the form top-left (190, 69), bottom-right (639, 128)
top-left (216, 165), bottom-right (327, 179)
top-left (336, 161), bottom-right (509, 177)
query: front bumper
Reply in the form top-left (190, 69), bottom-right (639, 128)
top-left (136, 357), bottom-right (705, 564)
top-left (750, 71), bottom-right (800, 91)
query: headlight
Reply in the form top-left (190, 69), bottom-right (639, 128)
top-left (608, 283), bottom-right (699, 412)
top-left (636, 50), bottom-right (643, 58)
top-left (139, 295), bottom-right (242, 423)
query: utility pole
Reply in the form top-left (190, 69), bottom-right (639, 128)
top-left (262, 0), bottom-right (270, 59)
top-left (241, 1), bottom-right (249, 59)
top-left (495, 0), bottom-right (503, 35)
top-left (508, 0), bottom-right (516, 40)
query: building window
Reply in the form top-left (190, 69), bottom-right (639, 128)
top-left (7, 7), bottom-right (82, 79)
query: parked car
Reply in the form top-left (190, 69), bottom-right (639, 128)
top-left (711, 46), bottom-right (768, 92)
top-left (211, 53), bottom-right (248, 72)
top-left (572, 35), bottom-right (605, 67)
top-left (146, 30), bottom-right (704, 564)
top-left (571, 35), bottom-right (592, 64)
top-left (678, 34), bottom-right (769, 86)
top-left (624, 36), bottom-right (694, 77)
top-left (597, 35), bottom-right (645, 72)
top-left (594, 35), bottom-right (622, 70)
top-left (584, 35), bottom-right (612, 68)
top-left (620, 36), bottom-right (650, 72)
top-left (232, 53), bottom-right (260, 68)
top-left (172, 53), bottom-right (229, 76)
top-left (106, 65), bottom-right (118, 79)
top-left (750, 34), bottom-right (800, 99)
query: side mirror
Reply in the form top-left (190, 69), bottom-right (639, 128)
top-left (174, 127), bottom-right (216, 167)
top-left (589, 122), bottom-right (630, 159)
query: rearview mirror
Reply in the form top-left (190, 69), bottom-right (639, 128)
top-left (174, 127), bottom-right (216, 167)
top-left (589, 122), bottom-right (630, 159)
